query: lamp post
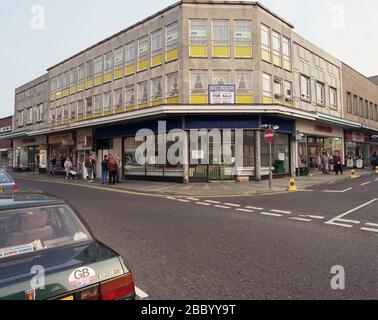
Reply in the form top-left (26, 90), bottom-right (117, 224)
top-left (261, 124), bottom-right (280, 190)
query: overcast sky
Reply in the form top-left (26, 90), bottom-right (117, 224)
top-left (0, 0), bottom-right (377, 118)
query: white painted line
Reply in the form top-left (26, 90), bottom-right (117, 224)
top-left (245, 206), bottom-right (264, 211)
top-left (300, 189), bottom-right (314, 192)
top-left (289, 217), bottom-right (312, 222)
top-left (270, 209), bottom-right (292, 214)
top-left (176, 199), bottom-right (191, 203)
top-left (322, 188), bottom-right (352, 193)
top-left (337, 218), bottom-right (360, 224)
top-left (135, 286), bottom-right (149, 299)
top-left (187, 197), bottom-right (200, 201)
top-left (236, 208), bottom-right (255, 213)
top-left (260, 212), bottom-right (282, 217)
top-left (366, 222), bottom-right (378, 227)
top-left (327, 222), bottom-right (353, 228)
top-left (214, 205), bottom-right (231, 209)
top-left (301, 215), bottom-right (325, 220)
top-left (205, 200), bottom-right (221, 204)
top-left (361, 227), bottom-right (378, 233)
top-left (325, 199), bottom-right (378, 227)
top-left (223, 203), bottom-right (241, 207)
top-left (166, 197), bottom-right (177, 200)
top-left (361, 182), bottom-right (371, 186)
top-left (196, 202), bottom-right (211, 206)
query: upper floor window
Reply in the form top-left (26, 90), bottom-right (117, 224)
top-left (18, 111), bottom-right (24, 127)
top-left (190, 71), bottom-right (208, 95)
top-left (235, 20), bottom-right (252, 47)
top-left (329, 87), bottom-right (337, 109)
top-left (126, 86), bottom-right (135, 107)
top-left (70, 102), bottom-right (77, 120)
top-left (86, 60), bottom-right (93, 80)
top-left (166, 72), bottom-right (179, 97)
top-left (70, 68), bottom-right (78, 85)
top-left (364, 100), bottom-right (369, 119)
top-left (166, 22), bottom-right (179, 51)
top-left (138, 36), bottom-right (149, 61)
top-left (126, 42), bottom-right (136, 65)
top-left (114, 88), bottom-right (123, 109)
top-left (105, 52), bottom-right (113, 73)
top-left (272, 31), bottom-right (281, 55)
top-left (284, 81), bottom-right (292, 100)
top-left (94, 94), bottom-right (103, 114)
top-left (300, 75), bottom-right (311, 101)
top-left (213, 71), bottom-right (230, 85)
top-left (273, 78), bottom-right (283, 99)
top-left (27, 107), bottom-right (33, 124)
top-left (95, 56), bottom-right (103, 75)
top-left (151, 30), bottom-right (163, 55)
top-left (189, 19), bottom-right (207, 45)
top-left (151, 77), bottom-right (163, 101)
top-left (79, 63), bottom-right (85, 81)
top-left (261, 24), bottom-right (270, 52)
top-left (212, 20), bottom-right (229, 46)
top-left (282, 36), bottom-right (291, 59)
top-left (262, 73), bottom-right (272, 98)
top-left (353, 95), bottom-right (358, 116)
top-left (50, 77), bottom-right (56, 92)
top-left (346, 92), bottom-right (352, 114)
top-left (114, 48), bottom-right (123, 69)
top-left (57, 74), bottom-right (62, 90)
top-left (236, 72), bottom-right (253, 94)
top-left (316, 82), bottom-right (325, 106)
top-left (50, 108), bottom-right (56, 123)
top-left (78, 100), bottom-right (84, 118)
top-left (86, 97), bottom-right (93, 116)
top-left (63, 71), bottom-right (69, 88)
top-left (137, 82), bottom-right (148, 105)
top-left (104, 92), bottom-right (112, 113)
top-left (36, 104), bottom-right (44, 122)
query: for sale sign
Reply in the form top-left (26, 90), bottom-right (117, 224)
top-left (208, 85), bottom-right (236, 105)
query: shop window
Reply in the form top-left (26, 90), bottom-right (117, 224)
top-left (300, 75), bottom-right (311, 101)
top-left (114, 88), bottom-right (124, 112)
top-left (138, 82), bottom-right (148, 107)
top-left (189, 19), bottom-right (208, 57)
top-left (261, 133), bottom-right (290, 174)
top-left (104, 92), bottom-right (112, 114)
top-left (262, 73), bottom-right (272, 104)
top-left (234, 20), bottom-right (252, 58)
top-left (151, 77), bottom-right (162, 105)
top-left (126, 86), bottom-right (135, 109)
top-left (166, 22), bottom-right (179, 61)
top-left (124, 136), bottom-right (145, 176)
top-left (243, 131), bottom-right (255, 167)
top-left (190, 71), bottom-right (208, 104)
top-left (166, 72), bottom-right (179, 102)
top-left (213, 71), bottom-right (230, 85)
top-left (70, 102), bottom-right (77, 120)
top-left (316, 82), bottom-right (325, 106)
top-left (330, 87), bottom-right (337, 109)
top-left (236, 72), bottom-right (253, 104)
top-left (261, 24), bottom-right (271, 62)
top-left (86, 97), bottom-right (93, 117)
top-left (94, 94), bottom-right (103, 115)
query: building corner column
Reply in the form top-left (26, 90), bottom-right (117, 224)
top-left (255, 130), bottom-right (261, 181)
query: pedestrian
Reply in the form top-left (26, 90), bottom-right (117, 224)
top-left (85, 154), bottom-right (94, 183)
top-left (50, 156), bottom-right (57, 176)
top-left (371, 152), bottom-right (377, 170)
top-left (107, 155), bottom-right (117, 185)
top-left (333, 152), bottom-right (343, 175)
top-left (101, 155), bottom-right (109, 184)
top-left (115, 154), bottom-right (122, 183)
top-left (328, 154), bottom-right (334, 173)
top-left (321, 150), bottom-right (329, 174)
top-left (64, 157), bottom-right (73, 180)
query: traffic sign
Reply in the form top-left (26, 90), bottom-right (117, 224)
top-left (264, 129), bottom-right (275, 142)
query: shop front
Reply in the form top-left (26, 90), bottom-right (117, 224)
top-left (296, 120), bottom-right (344, 175)
top-left (48, 133), bottom-right (76, 174)
top-left (345, 131), bottom-right (377, 168)
top-left (76, 129), bottom-right (94, 178)
top-left (13, 135), bottom-right (47, 172)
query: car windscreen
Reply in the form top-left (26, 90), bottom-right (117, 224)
top-left (0, 173), bottom-right (12, 184)
top-left (0, 204), bottom-right (92, 260)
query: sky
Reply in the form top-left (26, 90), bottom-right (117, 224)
top-left (0, 0), bottom-right (377, 118)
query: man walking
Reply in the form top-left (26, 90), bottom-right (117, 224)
top-left (101, 155), bottom-right (109, 184)
top-left (333, 152), bottom-right (343, 176)
top-left (107, 155), bottom-right (117, 185)
top-left (85, 154), bottom-right (94, 183)
top-left (50, 155), bottom-right (57, 176)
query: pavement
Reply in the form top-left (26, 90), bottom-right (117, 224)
top-left (15, 170), bottom-right (378, 299)
top-left (10, 168), bottom-right (375, 197)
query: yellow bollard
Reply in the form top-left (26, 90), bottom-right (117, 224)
top-left (349, 170), bottom-right (360, 179)
top-left (376, 166), bottom-right (378, 174)
top-left (288, 178), bottom-right (298, 192)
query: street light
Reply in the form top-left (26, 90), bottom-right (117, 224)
top-left (261, 124), bottom-right (280, 190)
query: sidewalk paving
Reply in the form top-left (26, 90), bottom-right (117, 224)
top-left (11, 168), bottom-right (375, 197)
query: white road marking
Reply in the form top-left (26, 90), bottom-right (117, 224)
top-left (214, 205), bottom-right (231, 209)
top-left (187, 197), bottom-right (200, 201)
top-left (361, 227), bottom-right (378, 233)
top-left (135, 287), bottom-right (149, 299)
top-left (300, 215), bottom-right (325, 220)
top-left (223, 203), bottom-right (241, 207)
top-left (245, 206), bottom-right (264, 211)
top-left (205, 200), bottom-right (221, 204)
top-left (176, 199), bottom-right (191, 203)
top-left (337, 219), bottom-right (360, 224)
top-left (166, 197), bottom-right (177, 200)
top-left (289, 217), bottom-right (312, 222)
top-left (322, 188), bottom-right (352, 193)
top-left (325, 199), bottom-right (378, 227)
top-left (270, 210), bottom-right (292, 214)
top-left (260, 212), bottom-right (282, 217)
top-left (327, 222), bottom-right (353, 228)
top-left (361, 182), bottom-right (371, 186)
top-left (196, 202), bottom-right (211, 206)
top-left (300, 189), bottom-right (314, 192)
top-left (236, 208), bottom-right (254, 213)
top-left (366, 222), bottom-right (378, 227)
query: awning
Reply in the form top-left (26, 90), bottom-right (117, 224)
top-left (0, 131), bottom-right (27, 140)
top-left (316, 113), bottom-right (362, 128)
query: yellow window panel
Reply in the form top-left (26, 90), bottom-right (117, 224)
top-left (189, 46), bottom-right (207, 57)
top-left (138, 60), bottom-right (148, 72)
top-left (152, 54), bottom-right (163, 67)
top-left (263, 96), bottom-right (273, 104)
top-left (126, 105), bottom-right (137, 112)
top-left (167, 96), bottom-right (179, 105)
top-left (190, 95), bottom-right (207, 105)
top-left (273, 55), bottom-right (281, 67)
top-left (212, 46), bottom-right (230, 58)
top-left (104, 72), bottom-right (113, 83)
top-left (50, 93), bottom-right (56, 101)
top-left (274, 99), bottom-right (282, 104)
top-left (166, 48), bottom-right (179, 62)
top-left (115, 107), bottom-right (124, 113)
top-left (114, 69), bottom-right (123, 79)
top-left (78, 82), bottom-right (85, 92)
top-left (125, 64), bottom-right (135, 76)
top-left (62, 89), bottom-right (69, 97)
top-left (285, 100), bottom-right (293, 107)
top-left (95, 76), bottom-right (103, 86)
top-left (56, 91), bottom-right (62, 99)
top-left (104, 111), bottom-right (113, 116)
top-left (236, 95), bottom-right (253, 104)
top-left (261, 49), bottom-right (271, 63)
top-left (283, 60), bottom-right (292, 71)
top-left (69, 86), bottom-right (76, 95)
top-left (235, 47), bottom-right (252, 58)
top-left (86, 80), bottom-right (93, 89)
top-left (138, 103), bottom-right (149, 109)
top-left (94, 113), bottom-right (102, 118)
top-left (152, 99), bottom-right (162, 106)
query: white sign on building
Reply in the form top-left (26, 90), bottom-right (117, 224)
top-left (208, 85), bottom-right (236, 105)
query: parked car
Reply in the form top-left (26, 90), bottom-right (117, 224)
top-left (0, 171), bottom-right (19, 193)
top-left (0, 193), bottom-right (135, 300)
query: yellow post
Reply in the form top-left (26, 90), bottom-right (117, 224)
top-left (288, 178), bottom-right (298, 192)
top-left (376, 166), bottom-right (378, 174)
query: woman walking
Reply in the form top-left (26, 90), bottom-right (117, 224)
top-left (107, 155), bottom-right (118, 185)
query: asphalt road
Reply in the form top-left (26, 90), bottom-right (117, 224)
top-left (16, 172), bottom-right (378, 300)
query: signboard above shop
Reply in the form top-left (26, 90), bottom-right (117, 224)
top-left (208, 85), bottom-right (236, 105)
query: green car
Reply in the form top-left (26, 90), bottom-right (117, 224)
top-left (0, 193), bottom-right (135, 300)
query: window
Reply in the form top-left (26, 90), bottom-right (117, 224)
top-left (189, 19), bottom-right (207, 45)
top-left (316, 82), bottom-right (325, 106)
top-left (105, 52), bottom-right (113, 72)
top-left (353, 95), bottom-right (358, 116)
top-left (359, 97), bottom-right (364, 117)
top-left (262, 73), bottom-right (272, 97)
top-left (86, 60), bottom-right (93, 80)
top-left (70, 68), bottom-right (78, 85)
top-left (86, 97), bottom-right (93, 116)
top-left (329, 87), bottom-right (337, 109)
top-left (94, 94), bottom-right (103, 114)
top-left (56, 106), bottom-right (62, 122)
top-left (114, 88), bottom-right (123, 109)
top-left (235, 20), bottom-right (252, 47)
top-left (166, 73), bottom-right (178, 97)
top-left (282, 36), bottom-right (291, 60)
top-left (126, 42), bottom-right (136, 65)
top-left (151, 77), bottom-right (162, 101)
top-left (375, 104), bottom-right (378, 122)
top-left (138, 82), bottom-right (148, 105)
top-left (63, 71), bottom-right (69, 89)
top-left (126, 86), bottom-right (135, 107)
top-left (18, 111), bottom-right (24, 127)
top-left (300, 75), bottom-right (311, 101)
top-left (103, 92), bottom-right (112, 113)
top-left (36, 104), bottom-right (44, 122)
top-left (50, 108), bottom-right (56, 123)
top-left (114, 47), bottom-right (123, 69)
top-left (138, 36), bottom-right (148, 61)
top-left (151, 30), bottom-right (163, 55)
top-left (70, 102), bottom-right (77, 120)
top-left (370, 102), bottom-right (374, 121)
top-left (364, 100), bottom-right (369, 119)
top-left (346, 92), bottom-right (352, 113)
top-left (78, 64), bottom-right (85, 81)
top-left (284, 81), bottom-right (292, 100)
top-left (27, 107), bottom-right (33, 124)
top-left (213, 71), bottom-right (230, 85)
top-left (50, 77), bottom-right (56, 92)
top-left (57, 74), bottom-right (62, 90)
top-left (212, 20), bottom-right (229, 46)
top-left (190, 71), bottom-right (208, 95)
top-left (95, 56), bottom-right (103, 75)
top-left (273, 78), bottom-right (282, 99)
top-left (78, 100), bottom-right (84, 118)
top-left (236, 72), bottom-right (253, 94)
top-left (272, 31), bottom-right (281, 55)
top-left (261, 24), bottom-right (270, 52)
top-left (166, 22), bottom-right (179, 51)
top-left (63, 104), bottom-right (70, 120)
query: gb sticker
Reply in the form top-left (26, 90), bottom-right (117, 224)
top-left (69, 267), bottom-right (96, 288)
